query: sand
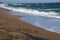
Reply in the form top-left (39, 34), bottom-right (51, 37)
top-left (0, 9), bottom-right (60, 40)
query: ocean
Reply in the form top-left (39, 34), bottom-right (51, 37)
top-left (0, 3), bottom-right (60, 33)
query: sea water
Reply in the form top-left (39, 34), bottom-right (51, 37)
top-left (0, 3), bottom-right (60, 33)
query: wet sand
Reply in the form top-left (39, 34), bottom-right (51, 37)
top-left (0, 9), bottom-right (60, 40)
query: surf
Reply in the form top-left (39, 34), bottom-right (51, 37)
top-left (0, 3), bottom-right (60, 18)
top-left (0, 3), bottom-right (60, 33)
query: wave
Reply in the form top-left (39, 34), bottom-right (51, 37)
top-left (0, 3), bottom-right (60, 33)
top-left (0, 4), bottom-right (60, 18)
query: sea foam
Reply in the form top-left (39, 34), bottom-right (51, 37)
top-left (0, 4), bottom-right (60, 19)
top-left (0, 4), bottom-right (60, 33)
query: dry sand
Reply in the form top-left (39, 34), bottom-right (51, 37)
top-left (0, 9), bottom-right (60, 40)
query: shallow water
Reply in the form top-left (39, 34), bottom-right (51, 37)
top-left (20, 15), bottom-right (60, 33)
top-left (7, 11), bottom-right (60, 33)
top-left (0, 3), bottom-right (60, 33)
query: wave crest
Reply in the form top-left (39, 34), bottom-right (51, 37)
top-left (0, 4), bottom-right (60, 18)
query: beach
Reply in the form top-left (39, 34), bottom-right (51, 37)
top-left (0, 9), bottom-right (60, 40)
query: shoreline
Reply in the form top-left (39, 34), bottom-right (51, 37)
top-left (1, 8), bottom-right (60, 34)
top-left (0, 8), bottom-right (60, 34)
top-left (0, 9), bottom-right (60, 40)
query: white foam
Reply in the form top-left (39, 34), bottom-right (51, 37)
top-left (0, 4), bottom-right (60, 33)
top-left (0, 4), bottom-right (60, 19)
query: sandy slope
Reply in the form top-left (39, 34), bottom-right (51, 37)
top-left (0, 10), bottom-right (60, 40)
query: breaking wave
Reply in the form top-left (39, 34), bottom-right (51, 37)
top-left (0, 4), bottom-right (60, 18)
top-left (0, 3), bottom-right (60, 33)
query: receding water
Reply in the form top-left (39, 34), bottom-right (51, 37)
top-left (0, 3), bottom-right (60, 33)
